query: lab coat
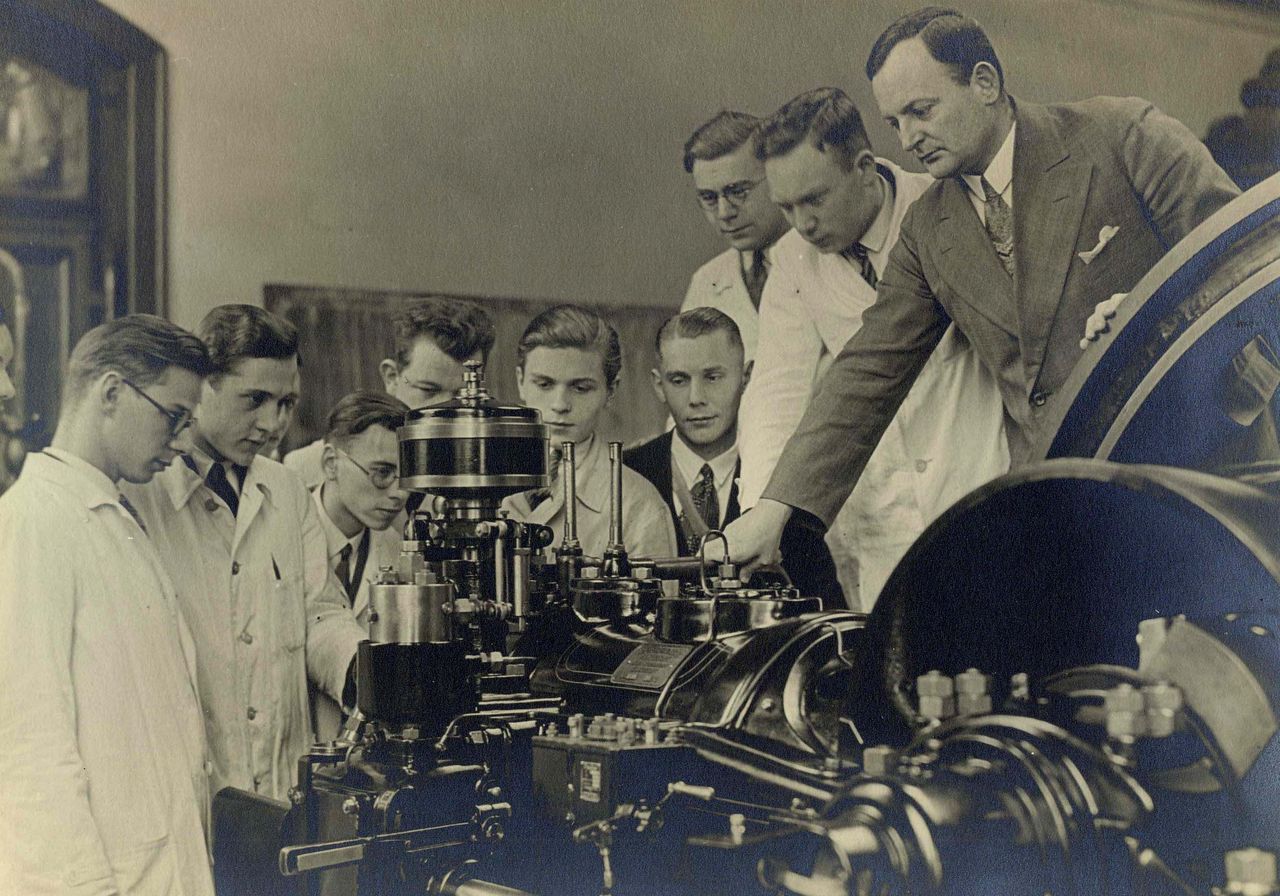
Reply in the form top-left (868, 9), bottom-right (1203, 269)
top-left (0, 451), bottom-right (214, 895)
top-left (123, 454), bottom-right (365, 802)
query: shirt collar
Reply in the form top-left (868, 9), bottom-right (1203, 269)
top-left (669, 429), bottom-right (737, 493)
top-left (163, 444), bottom-right (272, 510)
top-left (857, 172), bottom-right (895, 255)
top-left (572, 436), bottom-right (608, 514)
top-left (962, 121), bottom-right (1016, 202)
top-left (313, 485), bottom-right (365, 560)
top-left (39, 447), bottom-right (120, 510)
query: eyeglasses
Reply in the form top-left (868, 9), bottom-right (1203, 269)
top-left (338, 448), bottom-right (400, 490)
top-left (695, 178), bottom-right (764, 211)
top-left (122, 377), bottom-right (195, 437)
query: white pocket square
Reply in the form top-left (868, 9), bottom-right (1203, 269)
top-left (1077, 225), bottom-right (1120, 265)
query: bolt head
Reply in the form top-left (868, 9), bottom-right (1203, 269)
top-left (1226, 847), bottom-right (1278, 889)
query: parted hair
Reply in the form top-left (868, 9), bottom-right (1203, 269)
top-left (323, 390), bottom-right (409, 449)
top-left (196, 304), bottom-right (300, 375)
top-left (654, 307), bottom-right (743, 359)
top-left (682, 110), bottom-right (763, 173)
top-left (65, 314), bottom-right (213, 404)
top-left (516, 304), bottom-right (623, 390)
top-left (757, 87), bottom-right (871, 172)
top-left (865, 7), bottom-right (1005, 91)
top-left (391, 297), bottom-right (496, 370)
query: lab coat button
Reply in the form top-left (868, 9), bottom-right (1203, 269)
top-left (232, 561), bottom-right (241, 575)
top-left (1030, 390), bottom-right (1049, 407)
top-left (915, 460), bottom-right (929, 473)
top-left (240, 631), bottom-right (253, 645)
top-left (246, 706), bottom-right (257, 720)
top-left (204, 498), bottom-right (219, 512)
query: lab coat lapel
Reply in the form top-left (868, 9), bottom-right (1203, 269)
top-left (233, 465), bottom-right (267, 555)
top-left (933, 180), bottom-right (1020, 338)
top-left (1011, 100), bottom-right (1092, 384)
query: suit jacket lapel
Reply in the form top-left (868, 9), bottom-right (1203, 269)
top-left (1011, 100), bottom-right (1092, 384)
top-left (725, 458), bottom-right (742, 525)
top-left (934, 180), bottom-right (1020, 338)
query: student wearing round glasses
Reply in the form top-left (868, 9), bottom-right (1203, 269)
top-left (311, 390), bottom-right (410, 740)
top-left (680, 110), bottom-right (790, 363)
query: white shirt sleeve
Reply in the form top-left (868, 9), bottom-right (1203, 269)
top-left (737, 258), bottom-right (824, 508)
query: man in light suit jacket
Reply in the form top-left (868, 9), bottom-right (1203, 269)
top-left (738, 87), bottom-right (1008, 608)
top-left (681, 110), bottom-right (791, 362)
top-left (728, 7), bottom-right (1239, 572)
top-left (310, 390), bottom-right (411, 741)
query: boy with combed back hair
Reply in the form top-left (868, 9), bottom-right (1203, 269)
top-left (502, 304), bottom-right (677, 559)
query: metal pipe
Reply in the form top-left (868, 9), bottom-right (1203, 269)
top-left (561, 441), bottom-right (579, 549)
top-left (608, 441), bottom-right (624, 550)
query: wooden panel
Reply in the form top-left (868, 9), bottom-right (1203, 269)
top-left (264, 284), bottom-right (678, 454)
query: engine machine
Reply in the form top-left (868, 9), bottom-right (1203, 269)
top-left (212, 177), bottom-right (1280, 895)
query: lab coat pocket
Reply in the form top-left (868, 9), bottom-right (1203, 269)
top-left (275, 570), bottom-right (306, 652)
top-left (105, 834), bottom-right (177, 893)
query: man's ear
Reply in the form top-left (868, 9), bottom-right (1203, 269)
top-left (378, 358), bottom-right (398, 392)
top-left (742, 359), bottom-right (753, 387)
top-left (650, 368), bottom-right (666, 405)
top-left (514, 366), bottom-right (525, 393)
top-left (970, 61), bottom-right (1002, 104)
top-left (321, 443), bottom-right (339, 481)
top-left (97, 371), bottom-right (124, 416)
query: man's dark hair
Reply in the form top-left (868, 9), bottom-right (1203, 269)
top-left (196, 304), bottom-right (299, 375)
top-left (757, 87), bottom-right (871, 172)
top-left (517, 304), bottom-right (623, 390)
top-left (65, 314), bottom-right (213, 403)
top-left (655, 307), bottom-right (744, 360)
top-left (323, 390), bottom-right (409, 449)
top-left (866, 7), bottom-right (1004, 91)
top-left (682, 110), bottom-right (763, 173)
top-left (390, 297), bottom-right (496, 370)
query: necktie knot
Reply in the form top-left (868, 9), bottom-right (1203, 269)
top-left (844, 243), bottom-right (878, 289)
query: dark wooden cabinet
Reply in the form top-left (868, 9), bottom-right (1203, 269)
top-left (0, 0), bottom-right (165, 489)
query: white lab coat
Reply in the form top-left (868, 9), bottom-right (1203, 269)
top-left (123, 454), bottom-right (365, 802)
top-left (739, 161), bottom-right (1010, 609)
top-left (682, 245), bottom-right (777, 363)
top-left (0, 451), bottom-right (214, 896)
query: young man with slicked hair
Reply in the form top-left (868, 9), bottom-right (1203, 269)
top-left (737, 86), bottom-right (1008, 608)
top-left (680, 110), bottom-right (790, 362)
top-left (124, 304), bottom-right (368, 803)
top-left (1, 315), bottom-right (217, 895)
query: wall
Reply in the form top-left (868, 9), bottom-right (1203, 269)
top-left (101, 0), bottom-right (1280, 328)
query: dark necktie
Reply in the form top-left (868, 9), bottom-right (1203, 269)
top-left (205, 462), bottom-right (242, 516)
top-left (743, 249), bottom-right (768, 310)
top-left (118, 494), bottom-right (147, 535)
top-left (981, 176), bottom-right (1015, 278)
top-left (335, 544), bottom-right (353, 598)
top-left (844, 243), bottom-right (878, 290)
top-left (690, 463), bottom-right (719, 531)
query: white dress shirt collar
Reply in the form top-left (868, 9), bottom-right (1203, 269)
top-left (313, 485), bottom-right (365, 562)
top-left (670, 430), bottom-right (737, 499)
top-left (962, 121), bottom-right (1016, 205)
